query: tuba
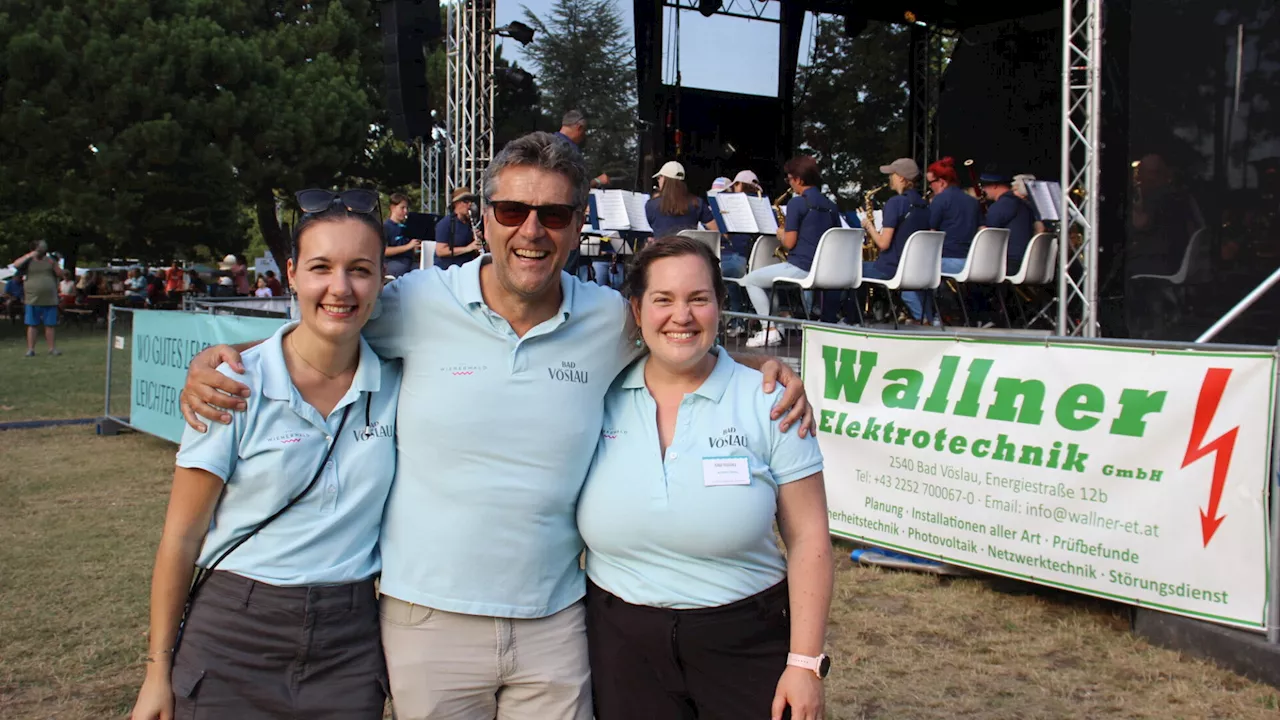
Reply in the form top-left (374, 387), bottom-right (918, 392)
top-left (771, 188), bottom-right (794, 260)
top-left (861, 183), bottom-right (888, 261)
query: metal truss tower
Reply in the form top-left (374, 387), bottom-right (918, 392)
top-left (907, 24), bottom-right (940, 173)
top-left (418, 137), bottom-right (443, 214)
top-left (1057, 0), bottom-right (1103, 337)
top-left (446, 0), bottom-right (496, 197)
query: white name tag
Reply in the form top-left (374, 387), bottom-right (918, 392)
top-left (703, 457), bottom-right (750, 487)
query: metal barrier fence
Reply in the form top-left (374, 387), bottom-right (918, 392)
top-left (103, 306), bottom-right (136, 429)
top-left (183, 294), bottom-right (291, 318)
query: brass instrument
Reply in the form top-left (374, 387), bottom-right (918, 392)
top-left (771, 188), bottom-right (794, 260)
top-left (964, 158), bottom-right (989, 212)
top-left (861, 183), bottom-right (888, 261)
top-left (1131, 160), bottom-right (1143, 206)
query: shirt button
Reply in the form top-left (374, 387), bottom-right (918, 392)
top-left (668, 451), bottom-right (678, 460)
top-left (326, 486), bottom-right (337, 494)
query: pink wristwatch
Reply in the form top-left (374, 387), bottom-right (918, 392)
top-left (786, 652), bottom-right (832, 679)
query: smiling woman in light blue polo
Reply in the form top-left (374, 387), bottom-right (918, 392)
top-left (577, 236), bottom-right (835, 720)
top-left (131, 190), bottom-right (400, 720)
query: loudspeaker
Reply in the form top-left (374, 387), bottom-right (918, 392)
top-left (382, 0), bottom-right (443, 141)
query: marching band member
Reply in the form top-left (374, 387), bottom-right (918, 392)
top-left (741, 156), bottom-right (839, 347)
top-left (433, 187), bottom-right (483, 270)
top-left (645, 161), bottom-right (719, 238)
top-left (861, 159), bottom-right (931, 321)
top-left (980, 170), bottom-right (1036, 276)
top-left (721, 170), bottom-right (761, 336)
top-left (909, 157), bottom-right (979, 325)
top-left (1011, 174), bottom-right (1047, 235)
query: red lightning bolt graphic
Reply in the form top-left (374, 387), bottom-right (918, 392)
top-left (1180, 368), bottom-right (1239, 547)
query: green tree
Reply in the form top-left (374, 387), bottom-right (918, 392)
top-left (521, 0), bottom-right (636, 178)
top-left (793, 19), bottom-right (911, 202)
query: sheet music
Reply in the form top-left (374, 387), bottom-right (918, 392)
top-left (621, 191), bottom-right (653, 233)
top-left (855, 210), bottom-right (884, 230)
top-left (587, 190), bottom-right (603, 231)
top-left (1027, 180), bottom-right (1062, 222)
top-left (595, 190), bottom-right (632, 231)
top-left (746, 196), bottom-right (779, 234)
top-left (713, 193), bottom-right (759, 234)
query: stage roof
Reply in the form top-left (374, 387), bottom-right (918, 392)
top-left (778, 0), bottom-right (1063, 29)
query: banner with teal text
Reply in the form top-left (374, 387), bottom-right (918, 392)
top-left (130, 310), bottom-right (286, 443)
top-left (803, 327), bottom-right (1275, 629)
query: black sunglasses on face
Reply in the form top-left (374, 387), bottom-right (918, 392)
top-left (485, 198), bottom-right (579, 230)
top-left (296, 189), bottom-right (381, 216)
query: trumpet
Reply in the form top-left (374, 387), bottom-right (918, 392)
top-left (1131, 160), bottom-right (1143, 207)
top-left (861, 183), bottom-right (888, 261)
top-left (772, 188), bottom-right (793, 260)
top-left (964, 158), bottom-right (989, 212)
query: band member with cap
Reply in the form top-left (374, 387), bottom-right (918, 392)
top-left (645, 161), bottom-right (719, 239)
top-left (860, 158), bottom-right (931, 320)
top-left (914, 157), bottom-right (979, 324)
top-left (721, 170), bottom-right (762, 335)
top-left (434, 187), bottom-right (483, 270)
top-left (384, 193), bottom-right (423, 278)
top-left (980, 169), bottom-right (1036, 276)
top-left (741, 156), bottom-right (839, 347)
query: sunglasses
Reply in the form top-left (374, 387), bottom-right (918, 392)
top-left (296, 189), bottom-right (381, 216)
top-left (486, 198), bottom-right (579, 230)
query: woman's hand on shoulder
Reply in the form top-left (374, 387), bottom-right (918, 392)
top-left (771, 665), bottom-right (824, 720)
top-left (131, 671), bottom-right (175, 720)
top-left (181, 344), bottom-right (251, 432)
top-left (758, 358), bottom-right (815, 437)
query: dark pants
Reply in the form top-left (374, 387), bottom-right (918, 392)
top-left (586, 580), bottom-right (791, 720)
top-left (171, 571), bottom-right (387, 719)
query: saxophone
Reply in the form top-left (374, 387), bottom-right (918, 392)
top-left (861, 183), bottom-right (888, 261)
top-left (772, 188), bottom-right (794, 260)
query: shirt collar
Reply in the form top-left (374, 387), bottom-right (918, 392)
top-left (457, 255), bottom-right (577, 321)
top-left (618, 346), bottom-right (735, 402)
top-left (261, 321), bottom-right (383, 402)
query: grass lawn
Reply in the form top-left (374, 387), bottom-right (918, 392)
top-left (2, 427), bottom-right (1279, 719)
top-left (0, 319), bottom-right (128, 422)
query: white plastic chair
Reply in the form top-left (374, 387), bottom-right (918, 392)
top-left (860, 230), bottom-right (945, 329)
top-left (726, 235), bottom-right (782, 288)
top-left (677, 229), bottom-right (722, 260)
top-left (940, 227), bottom-right (1009, 327)
top-left (774, 228), bottom-right (865, 324)
top-left (1004, 232), bottom-right (1056, 329)
top-left (1131, 228), bottom-right (1205, 284)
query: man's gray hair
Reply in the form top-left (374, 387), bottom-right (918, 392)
top-left (483, 131), bottom-right (590, 209)
top-left (561, 109), bottom-right (586, 128)
top-left (1012, 173), bottom-right (1036, 196)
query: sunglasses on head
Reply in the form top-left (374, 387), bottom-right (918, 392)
top-left (486, 198), bottom-right (579, 230)
top-left (296, 189), bottom-right (381, 216)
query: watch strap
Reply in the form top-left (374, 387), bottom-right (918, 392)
top-left (786, 652), bottom-right (827, 678)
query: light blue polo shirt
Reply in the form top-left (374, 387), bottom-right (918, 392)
top-left (365, 257), bottom-right (636, 618)
top-left (578, 349), bottom-right (824, 609)
top-left (175, 322), bottom-right (401, 587)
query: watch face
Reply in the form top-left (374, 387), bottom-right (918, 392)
top-left (818, 655), bottom-right (833, 678)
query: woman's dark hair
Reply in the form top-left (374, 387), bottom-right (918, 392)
top-left (290, 204), bottom-right (386, 270)
top-left (927, 156), bottom-right (959, 186)
top-left (783, 155), bottom-right (822, 187)
top-left (658, 176), bottom-right (696, 217)
top-left (624, 235), bottom-right (727, 309)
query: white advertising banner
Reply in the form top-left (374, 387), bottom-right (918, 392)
top-left (802, 327), bottom-right (1275, 629)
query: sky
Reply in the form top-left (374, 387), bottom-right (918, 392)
top-left (495, 0), bottom-right (816, 99)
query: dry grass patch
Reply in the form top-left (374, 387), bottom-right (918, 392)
top-left (2, 426), bottom-right (1278, 719)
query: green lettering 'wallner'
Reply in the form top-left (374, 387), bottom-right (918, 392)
top-left (820, 345), bottom-right (1166, 438)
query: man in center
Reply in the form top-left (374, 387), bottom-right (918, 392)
top-left (180, 132), bottom-right (813, 720)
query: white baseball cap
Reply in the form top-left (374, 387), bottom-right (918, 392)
top-left (652, 161), bottom-right (686, 180)
top-left (219, 254), bottom-right (238, 270)
top-left (710, 176), bottom-right (730, 192)
top-left (731, 170), bottom-right (760, 186)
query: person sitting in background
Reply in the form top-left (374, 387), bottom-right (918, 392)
top-left (165, 260), bottom-right (185, 295)
top-left (1012, 174), bottom-right (1047, 235)
top-left (187, 269), bottom-right (207, 296)
top-left (720, 170), bottom-right (763, 337)
top-left (980, 170), bottom-right (1036, 276)
top-left (434, 187), bottom-right (483, 270)
top-left (59, 275), bottom-right (76, 298)
top-left (110, 273), bottom-right (126, 294)
top-left (254, 276), bottom-right (273, 297)
top-left (125, 268), bottom-right (149, 303)
top-left (644, 161), bottom-right (719, 239)
top-left (383, 193), bottom-right (422, 278)
top-left (264, 270), bottom-right (284, 296)
top-left (908, 157), bottom-right (979, 325)
top-left (579, 236), bottom-right (833, 720)
top-left (860, 158), bottom-right (930, 321)
top-left (740, 156), bottom-right (840, 347)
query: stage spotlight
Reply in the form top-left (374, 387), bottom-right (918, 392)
top-left (698, 0), bottom-right (720, 18)
top-left (496, 66), bottom-right (535, 86)
top-left (494, 21), bottom-right (535, 46)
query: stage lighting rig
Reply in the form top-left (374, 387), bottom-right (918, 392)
top-left (697, 0), bottom-right (720, 18)
top-left (494, 21), bottom-right (535, 46)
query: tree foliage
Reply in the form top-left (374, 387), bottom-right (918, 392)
top-left (521, 0), bottom-right (636, 178)
top-left (793, 19), bottom-right (911, 202)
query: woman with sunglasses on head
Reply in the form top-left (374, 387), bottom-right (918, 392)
top-left (578, 236), bottom-right (834, 720)
top-left (645, 161), bottom-right (719, 239)
top-left (130, 189), bottom-right (400, 720)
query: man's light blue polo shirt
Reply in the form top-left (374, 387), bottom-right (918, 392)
top-left (578, 349), bottom-right (824, 609)
top-left (176, 322), bottom-right (402, 587)
top-left (365, 257), bottom-right (636, 618)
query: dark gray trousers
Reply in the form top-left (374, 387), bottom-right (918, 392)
top-left (171, 571), bottom-right (387, 719)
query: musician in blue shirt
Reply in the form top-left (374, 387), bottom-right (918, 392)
top-left (644, 161), bottom-right (718, 239)
top-left (980, 171), bottom-right (1035, 276)
top-left (926, 157), bottom-right (980, 263)
top-left (861, 158), bottom-right (932, 322)
top-left (383, 193), bottom-right (421, 278)
top-left (433, 187), bottom-right (483, 270)
top-left (741, 156), bottom-right (839, 346)
top-left (721, 170), bottom-right (762, 336)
